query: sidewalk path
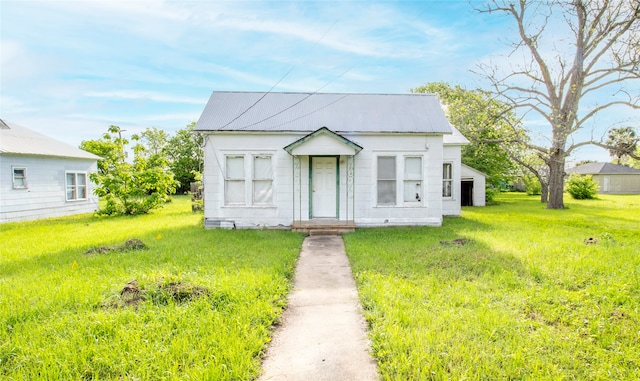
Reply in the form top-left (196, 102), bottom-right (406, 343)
top-left (259, 235), bottom-right (380, 381)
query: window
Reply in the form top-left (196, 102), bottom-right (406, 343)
top-left (377, 156), bottom-right (396, 205)
top-left (66, 172), bottom-right (87, 201)
top-left (253, 155), bottom-right (273, 205)
top-left (225, 156), bottom-right (245, 205)
top-left (12, 167), bottom-right (27, 189)
top-left (443, 163), bottom-right (453, 198)
top-left (225, 154), bottom-right (274, 206)
top-left (404, 157), bottom-right (422, 203)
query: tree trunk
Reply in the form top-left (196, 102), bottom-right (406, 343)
top-left (540, 182), bottom-right (549, 203)
top-left (546, 155), bottom-right (565, 209)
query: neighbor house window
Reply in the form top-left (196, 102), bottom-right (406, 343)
top-left (66, 172), bottom-right (87, 201)
top-left (252, 155), bottom-right (273, 205)
top-left (12, 167), bottom-right (27, 189)
top-left (404, 157), bottom-right (422, 203)
top-left (225, 155), bottom-right (245, 205)
top-left (442, 163), bottom-right (453, 198)
top-left (377, 156), bottom-right (396, 205)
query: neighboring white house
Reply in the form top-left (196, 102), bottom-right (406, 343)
top-left (0, 119), bottom-right (100, 223)
top-left (566, 162), bottom-right (640, 194)
top-left (194, 91), bottom-right (478, 229)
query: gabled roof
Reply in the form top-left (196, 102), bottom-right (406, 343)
top-left (0, 119), bottom-right (100, 160)
top-left (284, 127), bottom-right (363, 156)
top-left (461, 163), bottom-right (487, 178)
top-left (443, 125), bottom-right (469, 145)
top-left (195, 91), bottom-right (453, 134)
top-left (566, 162), bottom-right (640, 175)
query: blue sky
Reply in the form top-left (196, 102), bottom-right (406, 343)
top-left (1, 1), bottom-right (637, 164)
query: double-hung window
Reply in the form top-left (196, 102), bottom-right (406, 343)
top-left (377, 155), bottom-right (425, 206)
top-left (225, 155), bottom-right (246, 205)
top-left (377, 156), bottom-right (396, 205)
top-left (66, 172), bottom-right (87, 201)
top-left (12, 167), bottom-right (27, 189)
top-left (225, 154), bottom-right (274, 206)
top-left (252, 155), bottom-right (273, 205)
top-left (404, 157), bottom-right (422, 203)
top-left (442, 163), bottom-right (453, 198)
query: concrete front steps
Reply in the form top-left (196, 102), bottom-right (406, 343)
top-left (291, 220), bottom-right (356, 235)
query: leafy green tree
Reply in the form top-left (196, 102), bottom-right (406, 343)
top-left (412, 82), bottom-right (518, 188)
top-left (621, 146), bottom-right (640, 169)
top-left (81, 126), bottom-right (177, 215)
top-left (606, 127), bottom-right (639, 164)
top-left (163, 122), bottom-right (204, 194)
top-left (79, 126), bottom-right (124, 175)
top-left (523, 175), bottom-right (542, 195)
top-left (136, 127), bottom-right (169, 158)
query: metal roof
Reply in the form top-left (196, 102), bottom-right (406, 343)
top-left (0, 119), bottom-right (100, 160)
top-left (195, 91), bottom-right (453, 134)
top-left (566, 162), bottom-right (640, 175)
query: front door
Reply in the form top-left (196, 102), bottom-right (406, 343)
top-left (311, 157), bottom-right (338, 218)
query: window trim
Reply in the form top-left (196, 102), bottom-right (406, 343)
top-left (376, 156), bottom-right (397, 206)
top-left (403, 156), bottom-right (423, 204)
top-left (442, 162), bottom-right (453, 199)
top-left (224, 155), bottom-right (246, 206)
top-left (65, 171), bottom-right (88, 201)
top-left (12, 166), bottom-right (28, 189)
top-left (252, 154), bottom-right (274, 206)
top-left (223, 153), bottom-right (276, 207)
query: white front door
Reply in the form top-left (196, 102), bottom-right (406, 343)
top-left (312, 157), bottom-right (337, 218)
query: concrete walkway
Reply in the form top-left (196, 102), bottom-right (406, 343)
top-left (259, 235), bottom-right (380, 381)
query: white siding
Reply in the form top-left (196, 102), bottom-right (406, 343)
top-left (442, 145), bottom-right (463, 216)
top-left (593, 174), bottom-right (640, 194)
top-left (0, 154), bottom-right (99, 223)
top-left (202, 132), bottom-right (450, 228)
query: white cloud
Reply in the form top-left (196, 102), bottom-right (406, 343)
top-left (85, 91), bottom-right (204, 105)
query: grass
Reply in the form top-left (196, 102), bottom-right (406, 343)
top-left (344, 193), bottom-right (640, 380)
top-left (0, 196), bottom-right (304, 380)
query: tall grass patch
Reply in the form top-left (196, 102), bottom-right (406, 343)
top-left (0, 197), bottom-right (304, 380)
top-left (345, 193), bottom-right (640, 380)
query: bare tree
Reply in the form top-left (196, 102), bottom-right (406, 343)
top-left (476, 0), bottom-right (640, 209)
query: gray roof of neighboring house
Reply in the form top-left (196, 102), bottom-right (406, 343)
top-left (0, 119), bottom-right (100, 160)
top-left (195, 91), bottom-right (453, 134)
top-left (566, 162), bottom-right (640, 175)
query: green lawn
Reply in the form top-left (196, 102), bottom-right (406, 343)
top-left (3, 193), bottom-right (639, 380)
top-left (344, 193), bottom-right (640, 380)
top-left (0, 196), bottom-right (304, 380)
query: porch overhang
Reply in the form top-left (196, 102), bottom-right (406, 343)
top-left (284, 127), bottom-right (363, 156)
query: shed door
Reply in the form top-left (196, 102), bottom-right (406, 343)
top-left (311, 157), bottom-right (337, 218)
top-left (461, 181), bottom-right (474, 206)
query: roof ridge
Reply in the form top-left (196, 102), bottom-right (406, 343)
top-left (211, 90), bottom-right (437, 97)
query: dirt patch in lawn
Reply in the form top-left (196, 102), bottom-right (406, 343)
top-left (85, 238), bottom-right (147, 255)
top-left (101, 279), bottom-right (210, 309)
top-left (440, 238), bottom-right (470, 246)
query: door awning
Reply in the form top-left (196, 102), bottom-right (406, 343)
top-left (284, 127), bottom-right (363, 156)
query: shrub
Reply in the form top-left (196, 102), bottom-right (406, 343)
top-left (523, 175), bottom-right (542, 195)
top-left (565, 174), bottom-right (598, 199)
top-left (485, 186), bottom-right (499, 204)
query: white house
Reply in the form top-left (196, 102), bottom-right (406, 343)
top-left (0, 119), bottom-right (100, 223)
top-left (194, 91), bottom-right (476, 230)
